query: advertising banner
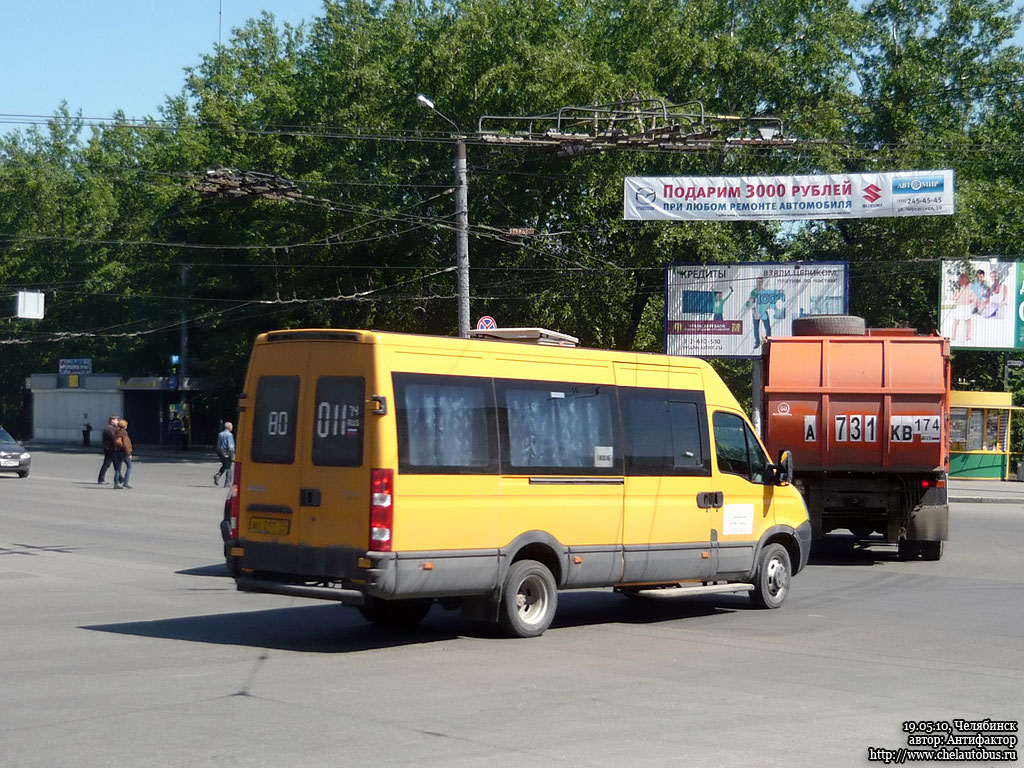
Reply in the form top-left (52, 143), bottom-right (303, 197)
top-left (666, 262), bottom-right (848, 358)
top-left (625, 170), bottom-right (955, 222)
top-left (59, 358), bottom-right (93, 374)
top-left (939, 259), bottom-right (1021, 350)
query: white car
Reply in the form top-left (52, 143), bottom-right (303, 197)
top-left (0, 427), bottom-right (31, 478)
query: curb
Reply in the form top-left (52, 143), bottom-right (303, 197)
top-left (950, 496), bottom-right (1024, 504)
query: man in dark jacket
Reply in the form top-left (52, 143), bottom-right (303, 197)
top-left (97, 414), bottom-right (119, 484)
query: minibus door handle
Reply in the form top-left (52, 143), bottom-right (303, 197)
top-left (696, 491), bottom-right (724, 509)
top-left (299, 488), bottom-right (322, 507)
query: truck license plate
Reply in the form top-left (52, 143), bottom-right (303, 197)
top-left (248, 517), bottom-right (290, 536)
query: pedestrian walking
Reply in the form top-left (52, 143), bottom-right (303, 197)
top-left (97, 414), bottom-right (119, 484)
top-left (113, 419), bottom-right (134, 489)
top-left (213, 421), bottom-right (235, 486)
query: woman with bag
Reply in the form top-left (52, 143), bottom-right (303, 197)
top-left (113, 419), bottom-right (134, 489)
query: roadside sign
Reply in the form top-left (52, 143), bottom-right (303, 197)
top-left (16, 291), bottom-right (44, 320)
top-left (59, 358), bottom-right (92, 374)
top-left (476, 316), bottom-right (497, 330)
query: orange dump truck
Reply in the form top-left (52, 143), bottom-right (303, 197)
top-left (762, 319), bottom-right (949, 560)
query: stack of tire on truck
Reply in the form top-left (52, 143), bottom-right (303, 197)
top-left (762, 315), bottom-right (949, 560)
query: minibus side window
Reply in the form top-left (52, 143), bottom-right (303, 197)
top-left (497, 380), bottom-right (621, 474)
top-left (621, 389), bottom-right (710, 476)
top-left (252, 375), bottom-right (300, 464)
top-left (312, 376), bottom-right (364, 467)
top-left (712, 411), bottom-right (770, 484)
top-left (744, 425), bottom-right (771, 484)
top-left (394, 373), bottom-right (497, 474)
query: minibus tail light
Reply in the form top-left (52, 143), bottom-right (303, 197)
top-left (370, 468), bottom-right (393, 552)
top-left (227, 461), bottom-right (241, 538)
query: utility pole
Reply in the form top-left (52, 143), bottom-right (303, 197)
top-left (180, 263), bottom-right (189, 402)
top-left (417, 94), bottom-right (471, 338)
top-left (454, 137), bottom-right (470, 338)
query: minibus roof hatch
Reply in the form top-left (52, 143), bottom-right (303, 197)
top-left (468, 327), bottom-right (579, 347)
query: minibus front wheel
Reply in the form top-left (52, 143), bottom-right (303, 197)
top-left (358, 596), bottom-right (433, 627)
top-left (749, 543), bottom-right (792, 609)
top-left (499, 560), bottom-right (558, 638)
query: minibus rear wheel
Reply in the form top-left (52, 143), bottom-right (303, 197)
top-left (750, 543), bottom-right (791, 609)
top-left (499, 559), bottom-right (557, 638)
top-left (358, 596), bottom-right (433, 627)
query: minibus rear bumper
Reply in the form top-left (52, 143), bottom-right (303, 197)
top-left (227, 541), bottom-right (501, 602)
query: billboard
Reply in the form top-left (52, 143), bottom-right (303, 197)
top-left (666, 262), bottom-right (849, 358)
top-left (625, 171), bottom-right (955, 222)
top-left (939, 259), bottom-right (1021, 350)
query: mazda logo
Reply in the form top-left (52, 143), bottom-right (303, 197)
top-left (635, 187), bottom-right (657, 205)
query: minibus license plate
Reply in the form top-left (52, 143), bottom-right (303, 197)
top-left (249, 517), bottom-right (290, 536)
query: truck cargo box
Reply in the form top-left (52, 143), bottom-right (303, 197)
top-left (763, 333), bottom-right (950, 474)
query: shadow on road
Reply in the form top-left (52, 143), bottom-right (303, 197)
top-left (808, 534), bottom-right (901, 566)
top-left (552, 590), bottom-right (739, 630)
top-left (177, 563), bottom-right (231, 577)
top-left (82, 588), bottom-right (743, 652)
top-left (83, 604), bottom-right (462, 652)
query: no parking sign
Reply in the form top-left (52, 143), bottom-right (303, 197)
top-left (476, 316), bottom-right (497, 330)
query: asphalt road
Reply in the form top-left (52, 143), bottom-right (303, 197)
top-left (1, 450), bottom-right (1022, 767)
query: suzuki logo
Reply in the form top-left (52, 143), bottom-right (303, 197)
top-left (863, 184), bottom-right (881, 203)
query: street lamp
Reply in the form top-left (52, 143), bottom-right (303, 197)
top-left (416, 93), bottom-right (470, 339)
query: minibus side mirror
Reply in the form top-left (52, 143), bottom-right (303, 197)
top-left (773, 449), bottom-right (794, 486)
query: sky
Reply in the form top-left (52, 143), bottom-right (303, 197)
top-left (4, 1), bottom-right (1024, 124)
top-left (1, 1), bottom-right (326, 121)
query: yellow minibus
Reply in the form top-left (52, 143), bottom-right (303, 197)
top-left (221, 328), bottom-right (811, 637)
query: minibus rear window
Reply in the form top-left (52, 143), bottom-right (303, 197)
top-left (251, 375), bottom-right (300, 464)
top-left (312, 376), bottom-right (364, 467)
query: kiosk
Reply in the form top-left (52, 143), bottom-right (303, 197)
top-left (949, 390), bottom-right (1020, 479)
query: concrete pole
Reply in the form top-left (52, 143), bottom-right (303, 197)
top-left (180, 263), bottom-right (189, 403)
top-left (751, 355), bottom-right (763, 437)
top-left (454, 137), bottom-right (470, 338)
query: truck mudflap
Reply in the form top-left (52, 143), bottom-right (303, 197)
top-left (907, 484), bottom-right (949, 541)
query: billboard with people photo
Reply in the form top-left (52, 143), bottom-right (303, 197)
top-left (939, 259), bottom-right (1016, 350)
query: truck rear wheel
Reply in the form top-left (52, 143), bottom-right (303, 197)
top-left (498, 559), bottom-right (557, 637)
top-left (791, 315), bottom-right (865, 336)
top-left (358, 596), bottom-right (433, 627)
top-left (750, 543), bottom-right (791, 609)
